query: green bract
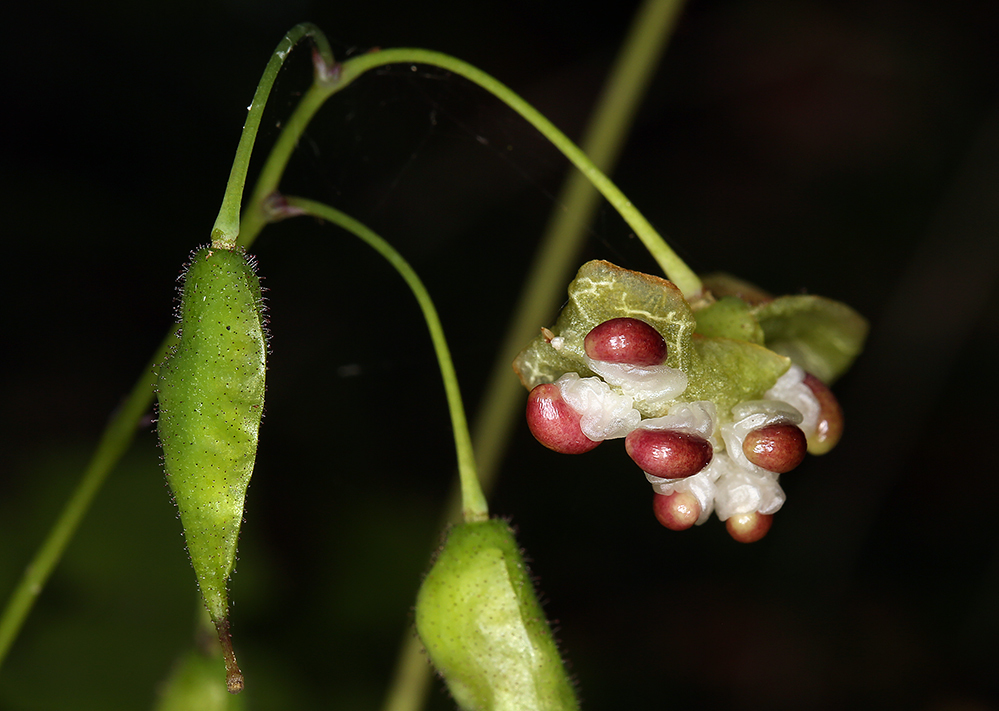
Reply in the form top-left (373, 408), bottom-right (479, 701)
top-left (156, 246), bottom-right (266, 693)
top-left (515, 260), bottom-right (867, 417)
top-left (415, 519), bottom-right (579, 711)
top-left (700, 272), bottom-right (869, 385)
top-left (692, 296), bottom-right (765, 344)
top-left (514, 260), bottom-right (695, 417)
top-left (516, 261), bottom-right (770, 416)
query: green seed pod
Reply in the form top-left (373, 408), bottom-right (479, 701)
top-left (416, 519), bottom-right (579, 711)
top-left (157, 246), bottom-right (266, 694)
top-left (154, 637), bottom-right (249, 711)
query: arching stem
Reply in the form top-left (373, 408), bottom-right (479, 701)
top-left (210, 23), bottom-right (333, 249)
top-left (237, 47), bottom-right (702, 298)
top-left (275, 195), bottom-right (489, 523)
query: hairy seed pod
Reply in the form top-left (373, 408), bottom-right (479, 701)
top-left (583, 317), bottom-right (668, 366)
top-left (157, 246), bottom-right (266, 694)
top-left (416, 519), bottom-right (579, 711)
top-left (625, 429), bottom-right (712, 479)
top-left (526, 383), bottom-right (601, 454)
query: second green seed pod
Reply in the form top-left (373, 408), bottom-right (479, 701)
top-left (416, 518), bottom-right (579, 711)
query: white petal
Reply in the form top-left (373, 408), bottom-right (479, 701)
top-left (585, 357), bottom-right (688, 412)
top-left (764, 364), bottom-right (821, 440)
top-left (556, 372), bottom-right (641, 441)
top-left (712, 454), bottom-right (786, 519)
top-left (636, 400), bottom-right (718, 446)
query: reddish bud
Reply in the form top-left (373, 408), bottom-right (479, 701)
top-left (525, 383), bottom-right (601, 454)
top-left (802, 373), bottom-right (844, 455)
top-left (625, 429), bottom-right (712, 478)
top-left (652, 491), bottom-right (700, 531)
top-left (725, 511), bottom-right (773, 543)
top-left (584, 317), bottom-right (667, 367)
top-left (742, 423), bottom-right (807, 473)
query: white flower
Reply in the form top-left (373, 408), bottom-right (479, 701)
top-left (555, 356), bottom-right (818, 525)
top-left (643, 385), bottom-right (817, 522)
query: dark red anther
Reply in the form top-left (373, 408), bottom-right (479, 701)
top-left (742, 423), bottom-right (807, 473)
top-left (584, 317), bottom-right (667, 367)
top-left (802, 372), bottom-right (844, 455)
top-left (525, 383), bottom-right (601, 454)
top-left (652, 491), bottom-right (700, 531)
top-left (725, 511), bottom-right (773, 543)
top-left (625, 429), bottom-right (712, 479)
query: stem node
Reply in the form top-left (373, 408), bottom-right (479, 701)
top-left (312, 47), bottom-right (340, 84)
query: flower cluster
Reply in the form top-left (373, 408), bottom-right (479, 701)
top-left (514, 261), bottom-right (866, 542)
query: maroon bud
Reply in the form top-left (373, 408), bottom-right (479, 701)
top-left (625, 429), bottom-right (712, 478)
top-left (584, 317), bottom-right (667, 366)
top-left (525, 383), bottom-right (601, 454)
top-left (742, 423), bottom-right (807, 473)
top-left (652, 491), bottom-right (700, 531)
top-left (725, 511), bottom-right (773, 543)
top-left (802, 372), bottom-right (844, 455)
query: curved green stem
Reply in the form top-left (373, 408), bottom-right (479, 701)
top-left (340, 50), bottom-right (700, 296)
top-left (211, 22), bottom-right (333, 249)
top-left (0, 27), bottom-right (334, 670)
top-left (237, 79), bottom-right (334, 249)
top-left (0, 335), bottom-right (178, 667)
top-left (473, 0), bottom-right (687, 497)
top-left (280, 195), bottom-right (488, 523)
top-left (237, 47), bottom-right (701, 297)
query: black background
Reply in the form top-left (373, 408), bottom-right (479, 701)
top-left (2, 0), bottom-right (998, 709)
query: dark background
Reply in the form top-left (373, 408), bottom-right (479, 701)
top-left (2, 0), bottom-right (998, 709)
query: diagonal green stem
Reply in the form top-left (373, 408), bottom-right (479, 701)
top-left (237, 77), bottom-right (333, 249)
top-left (0, 12), bottom-right (693, 688)
top-left (0, 335), bottom-right (178, 667)
top-left (0, 24), bottom-right (334, 672)
top-left (332, 50), bottom-right (701, 297)
top-left (280, 195), bottom-right (488, 523)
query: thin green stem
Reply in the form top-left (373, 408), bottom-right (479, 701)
top-left (332, 49), bottom-right (702, 297)
top-left (0, 334), bottom-right (178, 667)
top-left (237, 80), bottom-right (334, 249)
top-left (0, 25), bottom-right (334, 669)
top-left (211, 23), bottom-right (333, 249)
top-left (236, 44), bottom-right (701, 297)
top-left (473, 0), bottom-right (687, 498)
top-left (281, 195), bottom-right (488, 523)
top-left (380, 633), bottom-right (435, 711)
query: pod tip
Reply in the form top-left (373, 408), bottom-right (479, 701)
top-left (214, 617), bottom-right (245, 694)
